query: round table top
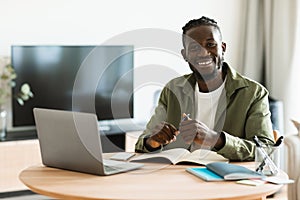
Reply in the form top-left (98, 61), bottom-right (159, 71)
top-left (19, 161), bottom-right (286, 200)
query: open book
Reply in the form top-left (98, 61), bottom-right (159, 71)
top-left (186, 162), bottom-right (263, 181)
top-left (130, 148), bottom-right (228, 165)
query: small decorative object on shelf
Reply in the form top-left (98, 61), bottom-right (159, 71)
top-left (0, 109), bottom-right (7, 140)
top-left (0, 56), bottom-right (34, 141)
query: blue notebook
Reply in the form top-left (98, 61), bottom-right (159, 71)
top-left (186, 167), bottom-right (224, 181)
top-left (186, 162), bottom-right (263, 181)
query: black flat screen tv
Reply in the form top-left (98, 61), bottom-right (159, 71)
top-left (11, 45), bottom-right (134, 129)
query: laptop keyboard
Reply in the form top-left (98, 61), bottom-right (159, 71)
top-left (103, 159), bottom-right (131, 172)
top-left (104, 165), bottom-right (125, 172)
top-left (103, 159), bottom-right (143, 174)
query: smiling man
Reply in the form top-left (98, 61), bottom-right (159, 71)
top-left (135, 16), bottom-right (275, 161)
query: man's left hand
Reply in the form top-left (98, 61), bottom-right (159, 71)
top-left (179, 119), bottom-right (224, 149)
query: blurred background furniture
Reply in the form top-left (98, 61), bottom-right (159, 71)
top-left (269, 97), bottom-right (285, 171)
top-left (269, 97), bottom-right (284, 135)
top-left (284, 131), bottom-right (300, 200)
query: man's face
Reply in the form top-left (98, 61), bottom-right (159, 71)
top-left (181, 25), bottom-right (226, 81)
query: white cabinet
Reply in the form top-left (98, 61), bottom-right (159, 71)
top-left (0, 139), bottom-right (42, 192)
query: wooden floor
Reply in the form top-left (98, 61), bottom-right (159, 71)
top-left (268, 185), bottom-right (287, 200)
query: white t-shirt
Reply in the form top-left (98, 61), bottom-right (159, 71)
top-left (194, 79), bottom-right (226, 129)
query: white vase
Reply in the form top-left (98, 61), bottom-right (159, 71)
top-left (0, 109), bottom-right (7, 141)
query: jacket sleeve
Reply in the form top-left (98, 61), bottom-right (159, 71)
top-left (216, 86), bottom-right (275, 161)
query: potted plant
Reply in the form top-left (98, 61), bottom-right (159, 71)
top-left (0, 56), bottom-right (34, 140)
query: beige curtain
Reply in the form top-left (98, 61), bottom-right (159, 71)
top-left (241, 0), bottom-right (299, 134)
top-left (240, 0), bottom-right (264, 83)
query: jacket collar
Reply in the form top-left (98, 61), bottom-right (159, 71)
top-left (178, 62), bottom-right (249, 98)
top-left (223, 62), bottom-right (249, 97)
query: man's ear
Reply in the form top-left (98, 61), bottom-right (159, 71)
top-left (222, 42), bottom-right (227, 54)
top-left (181, 49), bottom-right (188, 61)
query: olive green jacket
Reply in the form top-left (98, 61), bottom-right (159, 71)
top-left (135, 63), bottom-right (274, 161)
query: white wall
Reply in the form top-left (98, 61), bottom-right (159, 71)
top-left (0, 0), bottom-right (244, 124)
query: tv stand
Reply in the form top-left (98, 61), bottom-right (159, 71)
top-left (2, 130), bottom-right (37, 142)
top-left (4, 128), bottom-right (127, 152)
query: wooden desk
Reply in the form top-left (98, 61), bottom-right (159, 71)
top-left (19, 160), bottom-right (286, 200)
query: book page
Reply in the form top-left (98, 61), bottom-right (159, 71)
top-left (178, 149), bottom-right (228, 165)
top-left (131, 148), bottom-right (190, 164)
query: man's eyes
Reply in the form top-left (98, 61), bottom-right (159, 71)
top-left (189, 45), bottom-right (200, 50)
top-left (189, 43), bottom-right (216, 51)
top-left (207, 42), bottom-right (217, 47)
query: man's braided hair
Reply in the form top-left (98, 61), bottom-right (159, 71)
top-left (182, 16), bottom-right (222, 47)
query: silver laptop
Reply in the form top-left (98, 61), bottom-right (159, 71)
top-left (33, 108), bottom-right (143, 175)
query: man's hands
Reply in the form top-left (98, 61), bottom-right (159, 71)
top-left (146, 116), bottom-right (225, 150)
top-left (146, 122), bottom-right (179, 149)
top-left (179, 119), bottom-right (218, 148)
top-left (179, 117), bottom-right (225, 150)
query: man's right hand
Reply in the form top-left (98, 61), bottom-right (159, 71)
top-left (146, 122), bottom-right (179, 149)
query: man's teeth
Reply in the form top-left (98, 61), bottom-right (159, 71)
top-left (197, 60), bottom-right (212, 65)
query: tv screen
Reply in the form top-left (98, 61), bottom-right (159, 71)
top-left (11, 45), bottom-right (134, 128)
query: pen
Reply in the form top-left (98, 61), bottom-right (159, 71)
top-left (253, 136), bottom-right (279, 174)
top-left (274, 136), bottom-right (284, 147)
top-left (253, 136), bottom-right (264, 147)
top-left (181, 113), bottom-right (190, 122)
top-left (256, 135), bottom-right (284, 172)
